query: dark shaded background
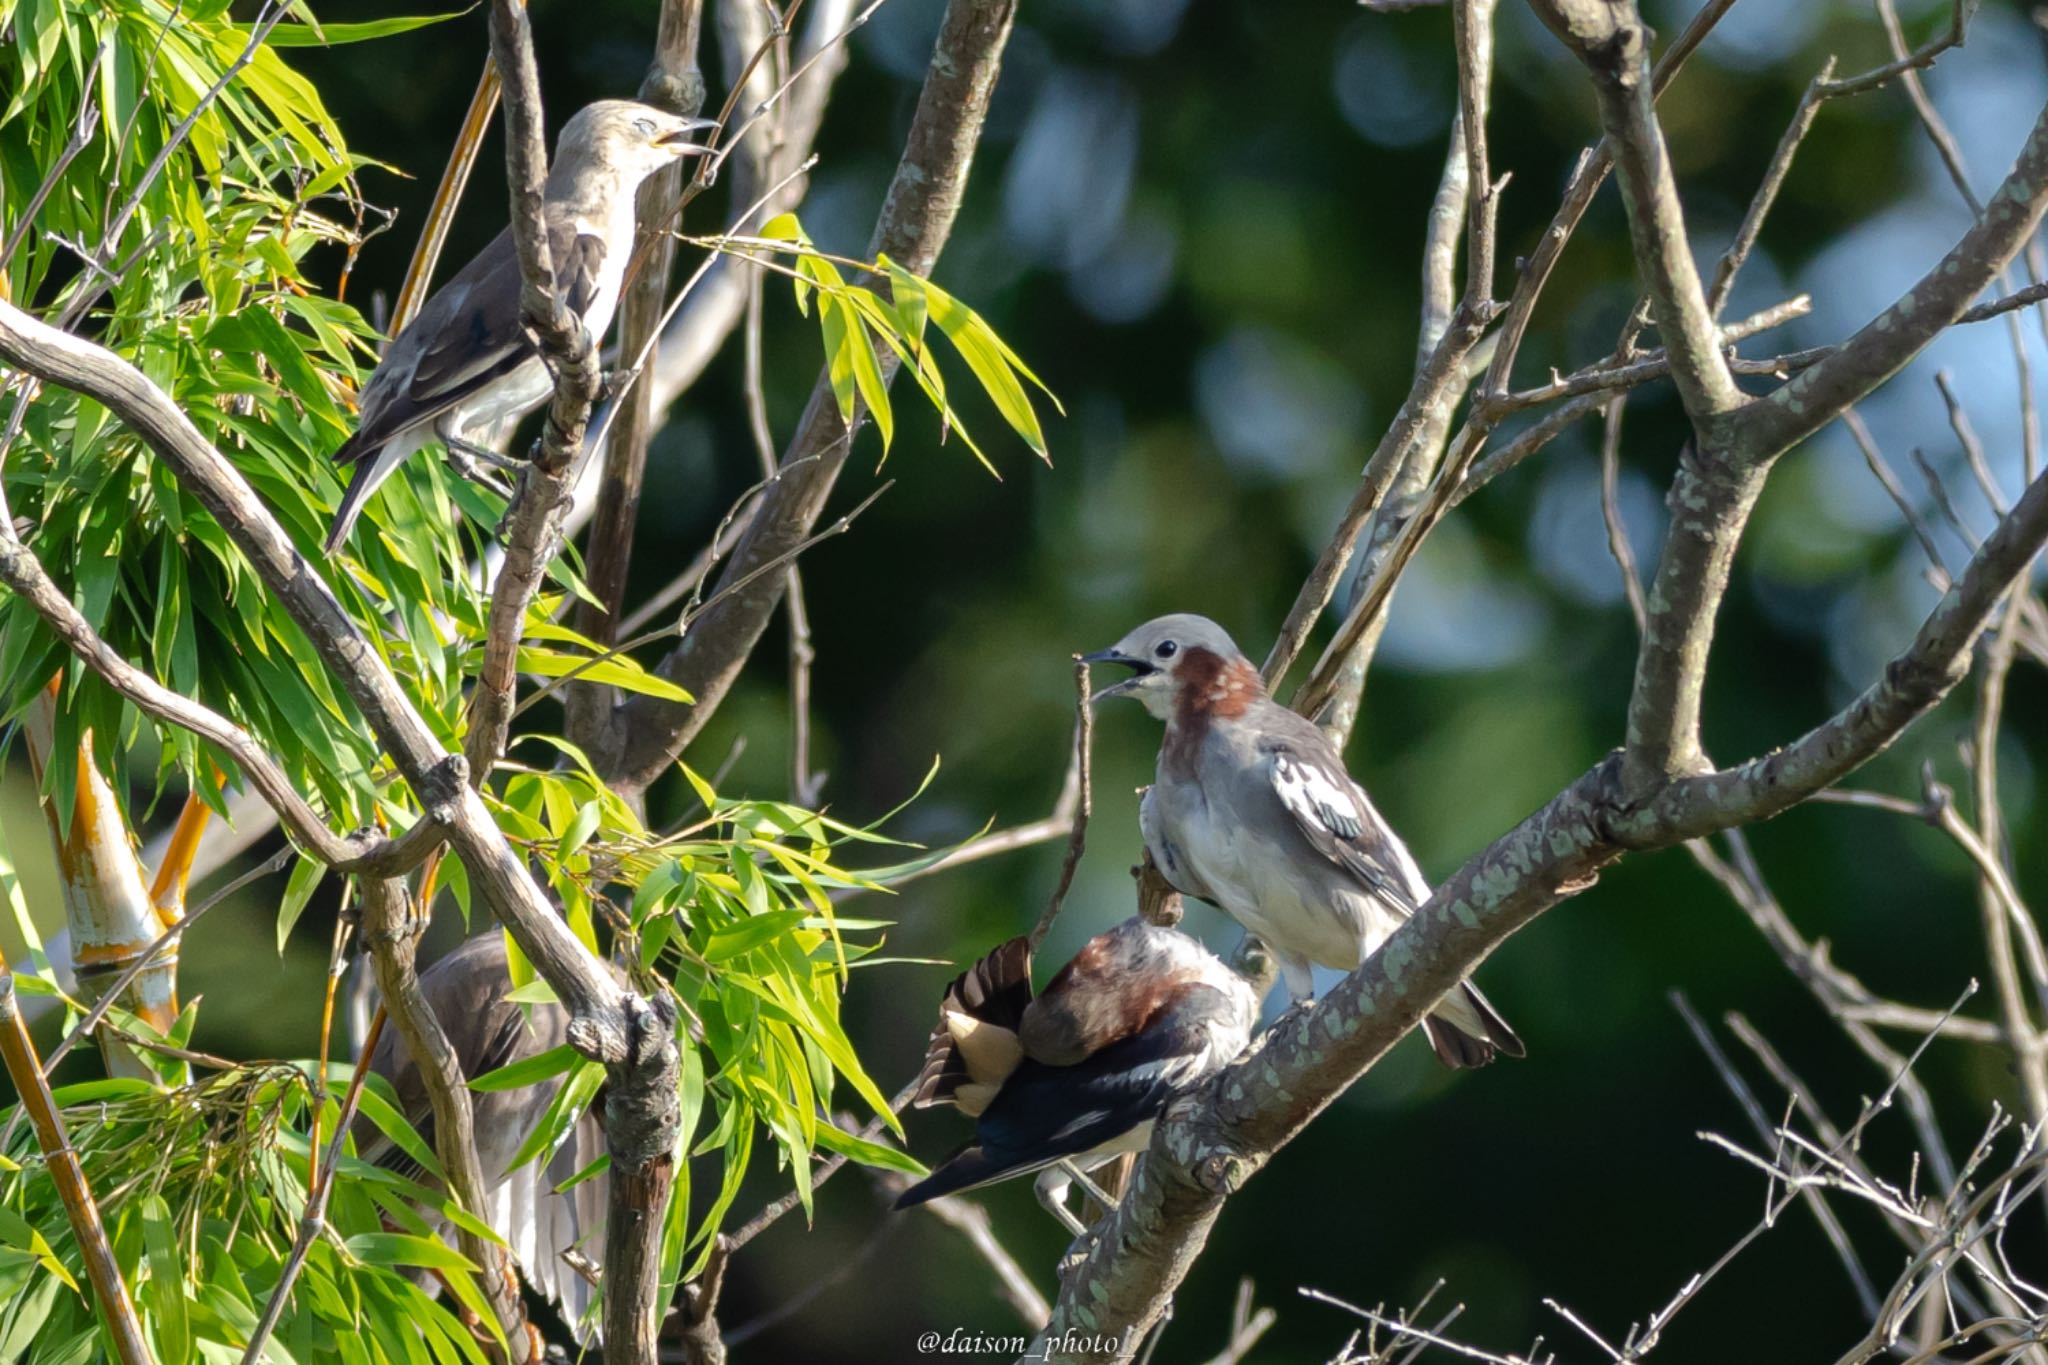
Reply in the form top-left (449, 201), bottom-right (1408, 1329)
top-left (8, 0), bottom-right (2048, 1359)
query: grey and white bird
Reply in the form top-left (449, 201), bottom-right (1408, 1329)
top-left (323, 99), bottom-right (716, 552)
top-left (354, 933), bottom-right (607, 1344)
top-left (896, 916), bottom-right (1257, 1234)
top-left (1084, 614), bottom-right (1524, 1069)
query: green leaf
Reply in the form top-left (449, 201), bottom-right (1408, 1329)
top-left (276, 855), bottom-right (324, 953)
top-left (556, 798), bottom-right (601, 863)
top-left (512, 647), bottom-right (693, 702)
top-left (352, 1077), bottom-right (448, 1186)
top-left (242, 11), bottom-right (471, 46)
top-left (924, 279), bottom-right (1059, 459)
top-left (701, 909), bottom-right (807, 964)
top-left (343, 1232), bottom-right (474, 1275)
top-left (815, 1123), bottom-right (928, 1177)
top-left (0, 1205), bottom-right (77, 1294)
top-left (468, 1043), bottom-right (578, 1093)
top-left (504, 1059), bottom-right (605, 1172)
top-left (842, 295), bottom-right (894, 453)
top-left (140, 1194), bottom-right (192, 1365)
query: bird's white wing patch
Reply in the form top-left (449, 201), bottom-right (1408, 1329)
top-left (1267, 745), bottom-right (1423, 914)
top-left (1271, 749), bottom-right (1364, 842)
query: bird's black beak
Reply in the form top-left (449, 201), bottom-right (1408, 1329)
top-left (658, 117), bottom-right (720, 152)
top-left (1080, 648), bottom-right (1151, 702)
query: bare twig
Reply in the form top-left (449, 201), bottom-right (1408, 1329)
top-left (1599, 397), bottom-right (1648, 633)
top-left (1027, 659), bottom-right (1093, 952)
top-left (241, 1009), bottom-right (386, 1365)
top-left (359, 878), bottom-right (529, 1352)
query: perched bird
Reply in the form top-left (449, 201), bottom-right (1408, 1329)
top-left (355, 933), bottom-right (606, 1343)
top-left (323, 100), bottom-right (717, 552)
top-left (895, 917), bottom-right (1257, 1234)
top-left (1084, 614), bottom-right (1524, 1069)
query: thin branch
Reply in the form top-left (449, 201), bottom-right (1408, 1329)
top-left (1670, 991), bottom-right (1881, 1318)
top-left (1201, 1281), bottom-right (1277, 1365)
top-left (566, 0), bottom-right (708, 749)
top-left (0, 57), bottom-right (105, 267)
top-left (0, 970), bottom-right (152, 1365)
top-left (240, 1010), bottom-right (385, 1365)
top-left (1026, 658), bottom-right (1093, 952)
top-left (468, 0), bottom-right (608, 785)
top-left (1261, 0), bottom-right (1743, 695)
top-left (1599, 397), bottom-right (1648, 633)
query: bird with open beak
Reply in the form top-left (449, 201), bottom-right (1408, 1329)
top-left (323, 99), bottom-right (717, 552)
top-left (895, 917), bottom-right (1257, 1234)
top-left (1083, 613), bottom-right (1524, 1068)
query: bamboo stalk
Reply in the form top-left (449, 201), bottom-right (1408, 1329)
top-left (388, 58), bottom-right (504, 337)
top-left (146, 788), bottom-right (212, 927)
top-left (0, 966), bottom-right (155, 1365)
top-left (24, 688), bottom-right (179, 1080)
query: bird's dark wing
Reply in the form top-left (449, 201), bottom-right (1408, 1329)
top-left (1257, 719), bottom-right (1426, 916)
top-left (337, 219), bottom-right (607, 464)
top-left (894, 991), bottom-right (1227, 1209)
top-left (352, 934), bottom-right (552, 1182)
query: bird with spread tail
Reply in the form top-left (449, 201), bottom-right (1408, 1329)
top-left (894, 916), bottom-right (1257, 1233)
top-left (323, 99), bottom-right (716, 553)
top-left (1084, 613), bottom-right (1524, 1069)
top-left (353, 933), bottom-right (606, 1346)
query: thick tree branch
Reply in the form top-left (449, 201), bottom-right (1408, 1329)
top-left (592, 0), bottom-right (1018, 793)
top-left (479, 8), bottom-right (687, 1356)
top-left (468, 0), bottom-right (607, 782)
top-left (1745, 98), bottom-right (2048, 459)
top-left (1529, 0), bottom-right (1745, 426)
top-left (1629, 462), bottom-right (2048, 842)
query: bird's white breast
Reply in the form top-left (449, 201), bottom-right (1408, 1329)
top-left (1168, 776), bottom-right (1379, 971)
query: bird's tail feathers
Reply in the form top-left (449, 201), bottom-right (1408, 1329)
top-left (322, 438), bottom-right (398, 554)
top-left (911, 936), bottom-right (1033, 1113)
top-left (894, 1144), bottom-right (1051, 1210)
top-left (1422, 982), bottom-right (1525, 1069)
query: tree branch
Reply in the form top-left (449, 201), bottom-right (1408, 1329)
top-left (0, 251), bottom-right (664, 1365)
top-left (0, 535), bottom-right (409, 873)
top-left (1528, 0), bottom-right (1744, 425)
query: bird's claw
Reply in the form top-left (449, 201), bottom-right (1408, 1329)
top-left (599, 364), bottom-right (642, 403)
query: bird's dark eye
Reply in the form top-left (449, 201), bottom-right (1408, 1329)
top-left (1155, 640), bottom-right (1178, 659)
top-left (634, 118), bottom-right (657, 137)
